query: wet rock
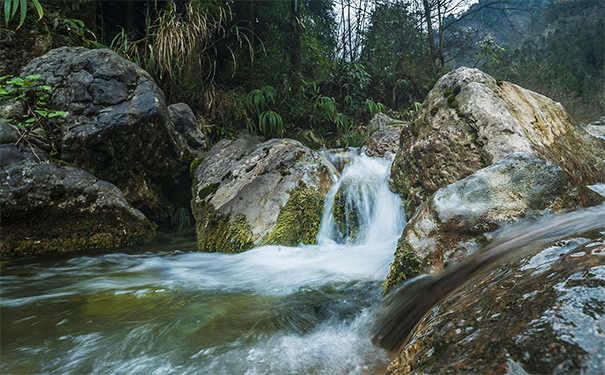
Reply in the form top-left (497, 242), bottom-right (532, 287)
top-left (385, 235), bottom-right (605, 375)
top-left (390, 67), bottom-right (605, 214)
top-left (0, 144), bottom-right (155, 256)
top-left (20, 47), bottom-right (188, 226)
top-left (365, 113), bottom-right (407, 159)
top-left (191, 137), bottom-right (334, 253)
top-left (168, 102), bottom-right (207, 158)
top-left (384, 153), bottom-right (604, 293)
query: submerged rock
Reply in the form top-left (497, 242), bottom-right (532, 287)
top-left (365, 113), bottom-right (407, 159)
top-left (385, 235), bottom-right (605, 375)
top-left (384, 153), bottom-right (603, 293)
top-left (191, 137), bottom-right (334, 253)
top-left (20, 47), bottom-right (189, 226)
top-left (0, 144), bottom-right (155, 256)
top-left (390, 67), bottom-right (605, 214)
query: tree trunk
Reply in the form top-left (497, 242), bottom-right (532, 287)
top-left (422, 0), bottom-right (435, 54)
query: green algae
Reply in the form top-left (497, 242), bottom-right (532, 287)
top-left (264, 180), bottom-right (325, 246)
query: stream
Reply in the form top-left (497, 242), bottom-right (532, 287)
top-left (1, 153), bottom-right (403, 374)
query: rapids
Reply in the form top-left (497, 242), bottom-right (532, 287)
top-left (0, 152), bottom-right (404, 375)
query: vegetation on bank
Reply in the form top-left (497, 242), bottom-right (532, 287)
top-left (1, 0), bottom-right (602, 146)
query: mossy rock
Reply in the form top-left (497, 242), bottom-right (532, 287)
top-left (192, 197), bottom-right (255, 254)
top-left (383, 244), bottom-right (422, 296)
top-left (263, 181), bottom-right (325, 246)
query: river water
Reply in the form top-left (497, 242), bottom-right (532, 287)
top-left (1, 153), bottom-right (404, 374)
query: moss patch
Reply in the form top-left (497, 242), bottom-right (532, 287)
top-left (192, 199), bottom-right (255, 254)
top-left (383, 242), bottom-right (423, 296)
top-left (263, 181), bottom-right (325, 246)
top-left (190, 157), bottom-right (203, 178)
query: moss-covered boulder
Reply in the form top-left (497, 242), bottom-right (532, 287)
top-left (19, 47), bottom-right (190, 227)
top-left (365, 113), bottom-right (407, 159)
top-left (191, 137), bottom-right (334, 253)
top-left (390, 67), bottom-right (605, 215)
top-left (0, 144), bottom-right (155, 256)
top-left (385, 233), bottom-right (605, 375)
top-left (384, 153), bottom-right (604, 293)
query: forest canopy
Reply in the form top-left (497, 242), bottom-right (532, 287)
top-left (1, 0), bottom-right (603, 146)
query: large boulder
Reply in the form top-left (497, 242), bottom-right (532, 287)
top-left (19, 47), bottom-right (189, 226)
top-left (384, 153), bottom-right (603, 293)
top-left (364, 113), bottom-right (407, 159)
top-left (390, 67), bottom-right (605, 214)
top-left (0, 144), bottom-right (155, 256)
top-left (191, 137), bottom-right (334, 253)
top-left (384, 233), bottom-right (605, 375)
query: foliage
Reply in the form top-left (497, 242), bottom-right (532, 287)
top-left (3, 0), bottom-right (42, 28)
top-left (0, 74), bottom-right (65, 128)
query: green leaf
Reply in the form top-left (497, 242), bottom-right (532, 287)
top-left (32, 0), bottom-right (42, 19)
top-left (25, 74), bottom-right (41, 80)
top-left (48, 111), bottom-right (66, 117)
top-left (4, 0), bottom-right (11, 27)
top-left (25, 117), bottom-right (36, 123)
top-left (18, 0), bottom-right (26, 28)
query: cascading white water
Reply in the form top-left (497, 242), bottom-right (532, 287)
top-left (0, 151), bottom-right (406, 375)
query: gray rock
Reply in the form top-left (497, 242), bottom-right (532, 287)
top-left (384, 153), bottom-right (604, 293)
top-left (390, 67), bottom-right (605, 214)
top-left (191, 137), bottom-right (335, 253)
top-left (365, 114), bottom-right (407, 159)
top-left (20, 47), bottom-right (188, 226)
top-left (0, 120), bottom-right (20, 144)
top-left (0, 144), bottom-right (155, 256)
top-left (167, 102), bottom-right (207, 158)
top-left (0, 99), bottom-right (24, 122)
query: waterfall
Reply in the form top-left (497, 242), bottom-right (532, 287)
top-left (0, 151), bottom-right (406, 375)
top-left (318, 151), bottom-right (406, 246)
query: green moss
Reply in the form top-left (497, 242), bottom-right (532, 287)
top-left (192, 198), bottom-right (255, 253)
top-left (443, 87), bottom-right (452, 97)
top-left (447, 95), bottom-right (458, 108)
top-left (190, 157), bottom-right (203, 178)
top-left (263, 181), bottom-right (325, 246)
top-left (383, 244), bottom-right (423, 296)
top-left (496, 78), bottom-right (503, 86)
top-left (198, 182), bottom-right (219, 200)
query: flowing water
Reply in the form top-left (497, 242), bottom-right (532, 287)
top-left (1, 153), bottom-right (405, 375)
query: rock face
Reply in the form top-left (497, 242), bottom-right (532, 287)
top-left (0, 144), bottom-right (155, 256)
top-left (20, 47), bottom-right (188, 225)
top-left (168, 102), bottom-right (207, 158)
top-left (390, 67), bottom-right (605, 214)
top-left (191, 137), bottom-right (334, 253)
top-left (384, 153), bottom-right (604, 293)
top-left (385, 234), bottom-right (605, 375)
top-left (365, 113), bottom-right (407, 159)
